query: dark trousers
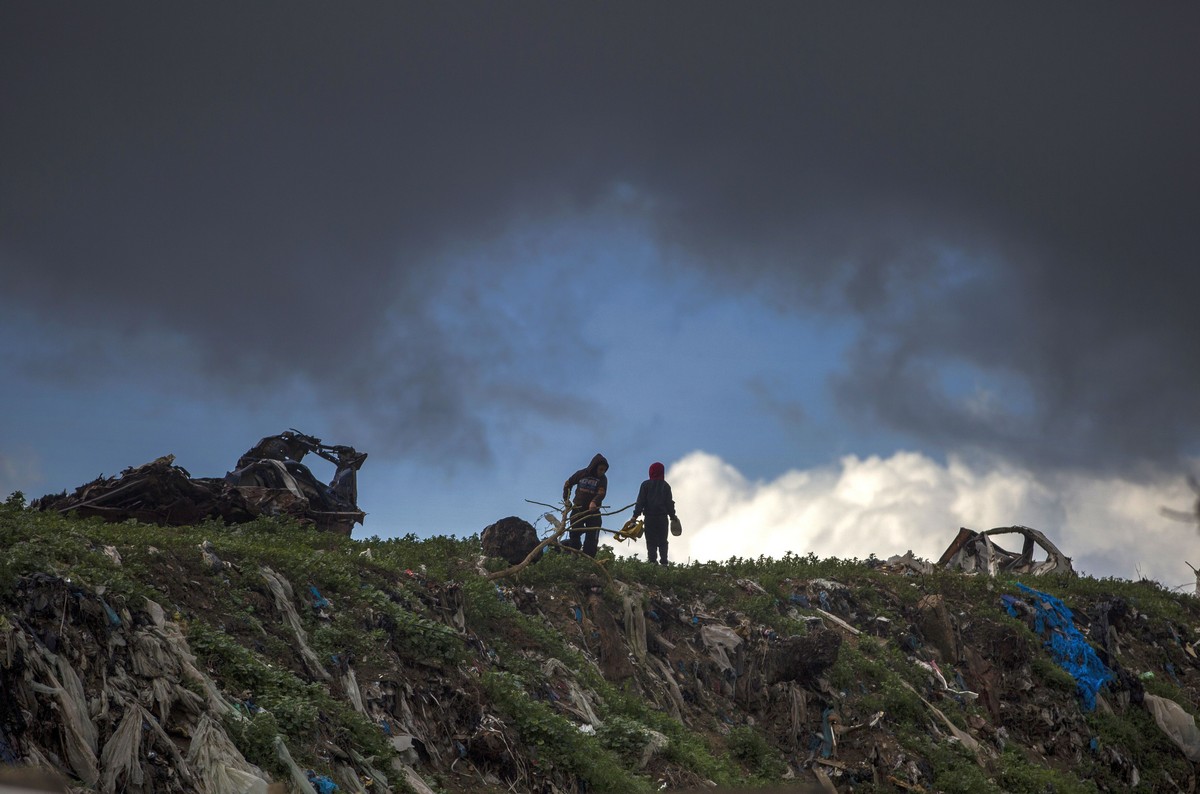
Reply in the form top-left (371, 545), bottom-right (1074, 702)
top-left (564, 507), bottom-right (601, 557)
top-left (644, 514), bottom-right (669, 565)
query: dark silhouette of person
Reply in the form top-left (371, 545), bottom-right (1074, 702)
top-left (633, 461), bottom-right (676, 565)
top-left (562, 453), bottom-right (608, 557)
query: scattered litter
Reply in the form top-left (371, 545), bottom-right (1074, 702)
top-left (187, 713), bottom-right (270, 794)
top-left (700, 625), bottom-right (744, 674)
top-left (306, 770), bottom-right (339, 793)
top-left (818, 707), bottom-right (837, 758)
top-left (914, 659), bottom-right (978, 701)
top-left (736, 578), bottom-right (768, 595)
top-left (309, 586), bottom-right (331, 610)
top-left (1143, 693), bottom-right (1200, 762)
top-left (99, 599), bottom-right (122, 627)
top-left (813, 608), bottom-right (861, 636)
top-left (899, 680), bottom-right (985, 760)
top-left (275, 737), bottom-right (319, 794)
top-left (199, 540), bottom-right (226, 572)
top-left (879, 550), bottom-right (934, 575)
top-left (262, 567), bottom-right (332, 681)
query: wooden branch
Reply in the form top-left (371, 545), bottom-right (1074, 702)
top-left (488, 498), bottom-right (614, 584)
top-left (486, 525), bottom-right (568, 581)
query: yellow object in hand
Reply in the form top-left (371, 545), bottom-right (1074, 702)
top-left (616, 518), bottom-right (644, 541)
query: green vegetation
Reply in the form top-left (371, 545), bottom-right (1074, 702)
top-left (725, 725), bottom-right (787, 780)
top-left (483, 670), bottom-right (653, 793)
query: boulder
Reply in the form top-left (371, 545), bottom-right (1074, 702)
top-left (915, 593), bottom-right (959, 662)
top-left (480, 516), bottom-right (539, 565)
top-left (764, 630), bottom-right (842, 685)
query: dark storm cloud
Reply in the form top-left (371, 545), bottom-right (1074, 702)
top-left (2, 3), bottom-right (1197, 468)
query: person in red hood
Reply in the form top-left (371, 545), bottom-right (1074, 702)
top-left (562, 453), bottom-right (608, 557)
top-left (633, 461), bottom-right (676, 565)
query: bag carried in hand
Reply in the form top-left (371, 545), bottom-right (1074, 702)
top-left (670, 515), bottom-right (683, 536)
top-left (616, 518), bottom-right (644, 542)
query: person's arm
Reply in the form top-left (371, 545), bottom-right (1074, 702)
top-left (666, 482), bottom-right (676, 518)
top-left (634, 481), bottom-right (648, 519)
top-left (563, 470), bottom-right (581, 502)
top-left (590, 476), bottom-right (607, 511)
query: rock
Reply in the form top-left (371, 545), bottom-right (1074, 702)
top-left (765, 630), bottom-right (842, 685)
top-left (480, 516), bottom-right (539, 565)
top-left (915, 594), bottom-right (959, 662)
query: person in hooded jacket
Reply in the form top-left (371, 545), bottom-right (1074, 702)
top-left (562, 453), bottom-right (608, 557)
top-left (633, 461), bottom-right (676, 565)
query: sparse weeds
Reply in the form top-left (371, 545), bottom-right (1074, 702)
top-left (1084, 703), bottom-right (1197, 790)
top-left (186, 621), bottom-right (393, 771)
top-left (483, 671), bottom-right (653, 793)
top-left (360, 588), bottom-right (465, 667)
top-left (996, 747), bottom-right (1099, 794)
top-left (725, 725), bottom-right (787, 780)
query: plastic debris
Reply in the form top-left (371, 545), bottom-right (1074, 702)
top-left (306, 770), bottom-right (339, 793)
top-left (700, 625), bottom-right (744, 674)
top-left (1006, 583), bottom-right (1112, 710)
top-left (187, 714), bottom-right (270, 794)
top-left (275, 738), bottom-right (318, 794)
top-left (310, 586), bottom-right (331, 610)
top-left (1143, 694), bottom-right (1200, 762)
top-left (819, 707), bottom-right (836, 758)
top-left (99, 599), bottom-right (122, 627)
top-left (261, 566), bottom-right (332, 681)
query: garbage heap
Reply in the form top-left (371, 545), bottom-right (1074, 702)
top-left (2, 518), bottom-right (1200, 793)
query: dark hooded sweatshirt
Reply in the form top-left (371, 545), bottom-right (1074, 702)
top-left (564, 453), bottom-right (608, 509)
top-left (634, 462), bottom-right (675, 519)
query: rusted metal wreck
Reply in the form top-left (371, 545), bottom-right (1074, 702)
top-left (937, 525), bottom-right (1074, 576)
top-left (32, 430), bottom-right (367, 535)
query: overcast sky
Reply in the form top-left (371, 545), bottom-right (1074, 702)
top-left (2, 3), bottom-right (1198, 584)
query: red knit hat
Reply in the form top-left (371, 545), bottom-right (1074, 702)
top-left (648, 462), bottom-right (665, 480)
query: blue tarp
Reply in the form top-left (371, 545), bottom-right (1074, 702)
top-left (1006, 583), bottom-right (1112, 710)
top-left (309, 585), bottom-right (331, 609)
top-left (306, 771), bottom-right (338, 793)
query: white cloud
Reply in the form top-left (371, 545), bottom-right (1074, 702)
top-left (634, 450), bottom-right (1200, 587)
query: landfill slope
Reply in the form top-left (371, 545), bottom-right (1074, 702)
top-left (2, 499), bottom-right (1200, 793)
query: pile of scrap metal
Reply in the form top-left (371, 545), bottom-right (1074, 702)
top-left (32, 430), bottom-right (367, 535)
top-left (937, 525), bottom-right (1074, 576)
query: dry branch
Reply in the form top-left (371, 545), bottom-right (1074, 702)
top-left (485, 499), bottom-right (615, 584)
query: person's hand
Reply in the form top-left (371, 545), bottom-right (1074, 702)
top-left (589, 501), bottom-right (598, 511)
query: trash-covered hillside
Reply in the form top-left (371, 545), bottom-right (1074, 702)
top-left (2, 493), bottom-right (1200, 794)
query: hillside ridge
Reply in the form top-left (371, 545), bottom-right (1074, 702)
top-left (2, 494), bottom-right (1199, 793)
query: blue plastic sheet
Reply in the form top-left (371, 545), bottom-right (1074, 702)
top-left (309, 586), bottom-right (331, 609)
top-left (819, 707), bottom-right (836, 758)
top-left (99, 599), bottom-right (122, 626)
top-left (306, 771), bottom-right (338, 793)
top-left (1006, 583), bottom-right (1112, 710)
